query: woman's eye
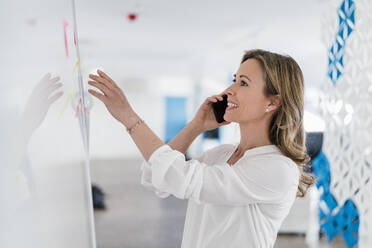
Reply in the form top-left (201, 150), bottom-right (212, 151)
top-left (240, 81), bottom-right (248, 86)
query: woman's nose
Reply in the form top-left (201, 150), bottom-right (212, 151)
top-left (223, 86), bottom-right (235, 96)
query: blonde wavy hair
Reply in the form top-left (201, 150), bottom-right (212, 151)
top-left (241, 49), bottom-right (315, 197)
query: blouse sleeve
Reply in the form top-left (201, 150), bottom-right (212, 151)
top-left (140, 145), bottom-right (208, 198)
top-left (140, 144), bottom-right (299, 206)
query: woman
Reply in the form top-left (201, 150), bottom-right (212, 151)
top-left (88, 49), bottom-right (314, 248)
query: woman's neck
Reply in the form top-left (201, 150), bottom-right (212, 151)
top-left (235, 121), bottom-right (272, 156)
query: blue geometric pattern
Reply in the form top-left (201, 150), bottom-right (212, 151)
top-left (312, 151), bottom-right (331, 193)
top-left (312, 151), bottom-right (359, 248)
top-left (328, 0), bottom-right (355, 85)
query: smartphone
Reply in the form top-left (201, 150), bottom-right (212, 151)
top-left (212, 94), bottom-right (228, 123)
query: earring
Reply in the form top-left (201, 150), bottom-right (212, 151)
top-left (265, 108), bottom-right (269, 113)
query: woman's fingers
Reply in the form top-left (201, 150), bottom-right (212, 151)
top-left (47, 91), bottom-right (63, 105)
top-left (88, 80), bottom-right (111, 96)
top-left (216, 94), bottom-right (225, 100)
top-left (49, 76), bottom-right (61, 85)
top-left (88, 89), bottom-right (106, 102)
top-left (89, 74), bottom-right (112, 89)
top-left (207, 97), bottom-right (217, 103)
top-left (97, 70), bottom-right (117, 88)
top-left (41, 76), bottom-right (61, 90)
top-left (207, 95), bottom-right (224, 103)
top-left (216, 92), bottom-right (227, 100)
top-left (211, 94), bottom-right (224, 101)
top-left (36, 73), bottom-right (55, 91)
top-left (41, 73), bottom-right (51, 81)
top-left (44, 82), bottom-right (63, 97)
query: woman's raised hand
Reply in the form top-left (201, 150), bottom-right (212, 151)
top-left (191, 94), bottom-right (231, 132)
top-left (88, 70), bottom-right (133, 123)
top-left (22, 73), bottom-right (63, 134)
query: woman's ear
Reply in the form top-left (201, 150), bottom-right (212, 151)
top-left (268, 94), bottom-right (281, 112)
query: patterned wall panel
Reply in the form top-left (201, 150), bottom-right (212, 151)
top-left (319, 0), bottom-right (372, 247)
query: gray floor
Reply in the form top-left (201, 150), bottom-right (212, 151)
top-left (91, 158), bottom-right (346, 248)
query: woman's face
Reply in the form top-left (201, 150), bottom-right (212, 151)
top-left (223, 58), bottom-right (271, 124)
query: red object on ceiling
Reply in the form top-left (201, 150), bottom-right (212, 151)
top-left (128, 13), bottom-right (137, 21)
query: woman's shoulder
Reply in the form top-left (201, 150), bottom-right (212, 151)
top-left (240, 145), bottom-right (296, 165)
top-left (237, 152), bottom-right (300, 190)
top-left (238, 148), bottom-right (299, 176)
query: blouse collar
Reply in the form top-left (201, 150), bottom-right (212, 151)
top-left (230, 142), bottom-right (281, 157)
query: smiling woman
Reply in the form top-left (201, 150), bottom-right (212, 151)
top-left (224, 50), bottom-right (315, 197)
top-left (88, 49), bottom-right (314, 248)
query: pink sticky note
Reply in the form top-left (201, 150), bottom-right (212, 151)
top-left (63, 19), bottom-right (69, 58)
top-left (73, 24), bottom-right (76, 45)
top-left (75, 97), bottom-right (82, 117)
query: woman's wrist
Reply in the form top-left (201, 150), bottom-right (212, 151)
top-left (189, 120), bottom-right (205, 135)
top-left (119, 108), bottom-right (141, 129)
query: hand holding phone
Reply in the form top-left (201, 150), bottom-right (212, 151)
top-left (212, 94), bottom-right (228, 123)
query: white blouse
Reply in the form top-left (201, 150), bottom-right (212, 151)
top-left (141, 143), bottom-right (299, 248)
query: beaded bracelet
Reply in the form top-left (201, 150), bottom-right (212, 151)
top-left (126, 119), bottom-right (144, 135)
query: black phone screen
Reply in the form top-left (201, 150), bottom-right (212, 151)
top-left (212, 95), bottom-right (228, 123)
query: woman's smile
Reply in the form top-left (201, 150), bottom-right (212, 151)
top-left (226, 106), bottom-right (238, 111)
top-left (226, 102), bottom-right (239, 111)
